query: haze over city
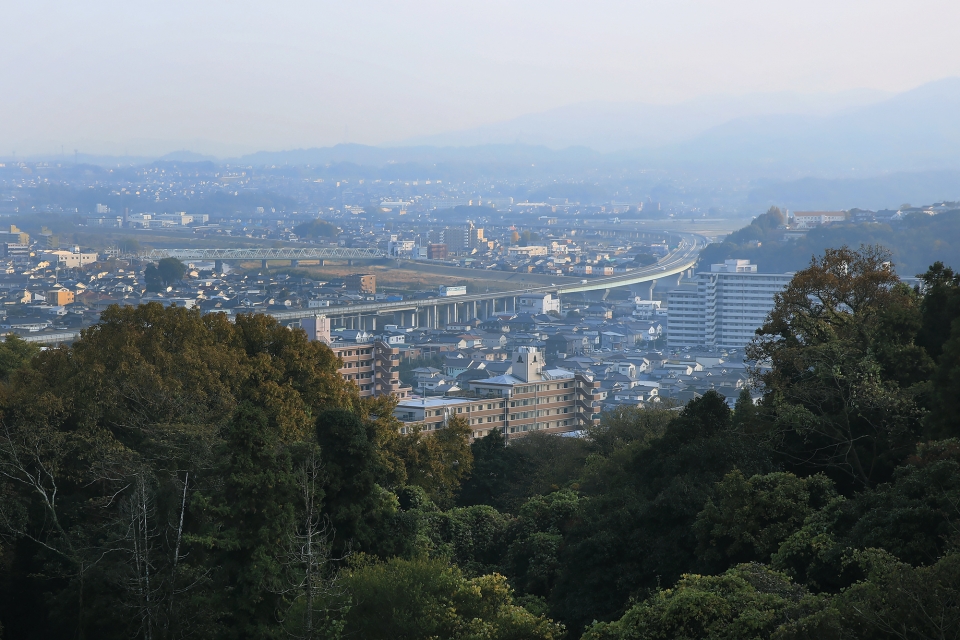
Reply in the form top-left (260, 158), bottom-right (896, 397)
top-left (5, 0), bottom-right (960, 157)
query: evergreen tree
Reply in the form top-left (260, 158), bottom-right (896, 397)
top-left (192, 402), bottom-right (296, 639)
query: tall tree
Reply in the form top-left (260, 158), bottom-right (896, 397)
top-left (144, 258), bottom-right (186, 291)
top-left (551, 391), bottom-right (771, 633)
top-left (0, 304), bottom-right (356, 639)
top-left (394, 416), bottom-right (473, 509)
top-left (277, 443), bottom-right (347, 640)
top-left (747, 245), bottom-right (932, 490)
top-left (191, 402), bottom-right (296, 639)
top-left (341, 556), bottom-right (562, 640)
top-left (314, 408), bottom-right (384, 553)
top-left (918, 263), bottom-right (960, 437)
top-left (0, 335), bottom-right (39, 381)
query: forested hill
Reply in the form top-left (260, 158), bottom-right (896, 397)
top-left (3, 249), bottom-right (960, 639)
top-left (700, 206), bottom-right (960, 275)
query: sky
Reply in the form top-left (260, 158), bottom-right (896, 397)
top-left (3, 0), bottom-right (960, 157)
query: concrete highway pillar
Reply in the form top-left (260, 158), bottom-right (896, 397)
top-left (371, 316), bottom-right (376, 331)
top-left (433, 305), bottom-right (438, 329)
top-left (645, 280), bottom-right (656, 300)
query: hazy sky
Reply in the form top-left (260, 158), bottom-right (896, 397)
top-left (4, 0), bottom-right (960, 157)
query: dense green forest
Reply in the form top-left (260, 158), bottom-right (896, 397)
top-left (3, 244), bottom-right (960, 639)
top-left (701, 206), bottom-right (960, 276)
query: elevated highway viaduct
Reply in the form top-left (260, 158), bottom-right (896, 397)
top-left (264, 232), bottom-right (706, 330)
top-left (27, 233), bottom-right (705, 344)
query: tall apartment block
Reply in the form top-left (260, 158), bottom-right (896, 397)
top-left (392, 346), bottom-right (601, 439)
top-left (300, 315), bottom-right (410, 399)
top-left (345, 273), bottom-right (376, 294)
top-left (427, 222), bottom-right (484, 254)
top-left (667, 260), bottom-right (793, 349)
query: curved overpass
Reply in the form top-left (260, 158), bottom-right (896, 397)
top-left (555, 234), bottom-right (704, 295)
top-left (268, 232), bottom-right (706, 324)
top-left (20, 233), bottom-right (705, 342)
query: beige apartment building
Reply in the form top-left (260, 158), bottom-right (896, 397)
top-left (345, 273), bottom-right (376, 294)
top-left (329, 340), bottom-right (411, 399)
top-left (300, 314), bottom-right (410, 399)
top-left (393, 347), bottom-right (601, 439)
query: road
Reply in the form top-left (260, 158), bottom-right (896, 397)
top-left (23, 231), bottom-right (705, 343)
top-left (268, 232), bottom-right (706, 322)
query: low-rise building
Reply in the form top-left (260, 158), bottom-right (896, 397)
top-left (518, 293), bottom-right (560, 315)
top-left (507, 245), bottom-right (549, 258)
top-left (47, 287), bottom-right (75, 306)
top-left (791, 211), bottom-right (848, 228)
top-left (39, 250), bottom-right (99, 269)
top-left (427, 244), bottom-right (448, 260)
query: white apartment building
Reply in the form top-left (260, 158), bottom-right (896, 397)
top-left (667, 260), bottom-right (793, 349)
top-left (507, 245), bottom-right (549, 258)
top-left (633, 299), bottom-right (664, 319)
top-left (388, 239), bottom-right (416, 257)
top-left (38, 249), bottom-right (99, 269)
top-left (791, 211), bottom-right (848, 229)
top-left (517, 293), bottom-right (561, 315)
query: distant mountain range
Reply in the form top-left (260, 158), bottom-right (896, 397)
top-left (30, 78), bottom-right (960, 196)
top-left (634, 78), bottom-right (960, 175)
top-left (746, 171), bottom-right (960, 212)
top-left (400, 88), bottom-right (893, 152)
top-left (228, 79), bottom-right (960, 177)
top-left (233, 143), bottom-right (600, 168)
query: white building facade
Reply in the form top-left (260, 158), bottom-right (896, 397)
top-left (518, 293), bottom-right (561, 315)
top-left (791, 211), bottom-right (848, 229)
top-left (667, 260), bottom-right (793, 349)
